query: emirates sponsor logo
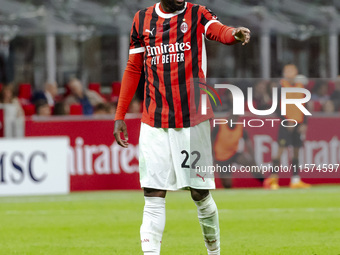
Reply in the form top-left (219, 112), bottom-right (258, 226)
top-left (146, 42), bottom-right (191, 57)
top-left (147, 42), bottom-right (191, 65)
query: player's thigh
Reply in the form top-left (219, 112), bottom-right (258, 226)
top-left (139, 123), bottom-right (173, 189)
top-left (171, 120), bottom-right (215, 190)
top-left (190, 120), bottom-right (213, 167)
top-left (168, 121), bottom-right (212, 170)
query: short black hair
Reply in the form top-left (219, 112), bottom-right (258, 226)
top-left (94, 103), bottom-right (110, 113)
top-left (35, 99), bottom-right (49, 114)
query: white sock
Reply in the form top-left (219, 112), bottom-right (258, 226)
top-left (291, 175), bottom-right (301, 184)
top-left (194, 193), bottom-right (220, 255)
top-left (140, 197), bottom-right (166, 255)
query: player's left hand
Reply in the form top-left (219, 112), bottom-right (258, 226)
top-left (233, 27), bottom-right (251, 45)
top-left (113, 120), bottom-right (129, 148)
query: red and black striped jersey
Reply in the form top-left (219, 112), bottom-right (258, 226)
top-left (130, 2), bottom-right (224, 128)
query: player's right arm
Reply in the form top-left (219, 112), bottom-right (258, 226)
top-left (201, 7), bottom-right (250, 45)
top-left (114, 12), bottom-right (144, 148)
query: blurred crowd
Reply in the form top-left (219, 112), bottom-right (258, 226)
top-left (250, 65), bottom-right (340, 114)
top-left (0, 64), bottom-right (339, 118)
top-left (218, 64), bottom-right (340, 115)
top-left (0, 78), bottom-right (142, 118)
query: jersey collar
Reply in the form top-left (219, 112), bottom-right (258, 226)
top-left (155, 2), bottom-right (187, 19)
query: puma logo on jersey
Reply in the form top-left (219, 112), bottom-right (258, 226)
top-left (145, 28), bottom-right (155, 36)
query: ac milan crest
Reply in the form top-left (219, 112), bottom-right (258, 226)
top-left (180, 22), bottom-right (188, 33)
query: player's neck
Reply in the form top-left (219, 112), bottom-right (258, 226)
top-left (160, 2), bottom-right (171, 13)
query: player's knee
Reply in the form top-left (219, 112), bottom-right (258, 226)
top-left (190, 189), bottom-right (209, 201)
top-left (144, 188), bottom-right (167, 198)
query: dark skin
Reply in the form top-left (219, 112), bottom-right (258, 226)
top-left (114, 0), bottom-right (251, 200)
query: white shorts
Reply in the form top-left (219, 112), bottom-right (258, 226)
top-left (139, 120), bottom-right (215, 191)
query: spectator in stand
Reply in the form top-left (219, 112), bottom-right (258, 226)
top-left (128, 97), bottom-right (142, 114)
top-left (305, 100), bottom-right (317, 113)
top-left (0, 83), bottom-right (24, 117)
top-left (330, 76), bottom-right (340, 111)
top-left (311, 80), bottom-right (330, 103)
top-left (252, 80), bottom-right (271, 110)
top-left (35, 99), bottom-right (51, 116)
top-left (93, 103), bottom-right (111, 115)
top-left (31, 82), bottom-right (58, 106)
top-left (53, 102), bottom-right (67, 116)
top-left (322, 100), bottom-right (335, 114)
top-left (64, 78), bottom-right (105, 115)
top-left (109, 102), bottom-right (117, 115)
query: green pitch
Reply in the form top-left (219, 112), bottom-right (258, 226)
top-left (0, 186), bottom-right (340, 255)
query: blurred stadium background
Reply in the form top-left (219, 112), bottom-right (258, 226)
top-left (0, 0), bottom-right (340, 254)
top-left (1, 0), bottom-right (340, 86)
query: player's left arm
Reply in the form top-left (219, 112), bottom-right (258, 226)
top-left (114, 11), bottom-right (145, 148)
top-left (113, 53), bottom-right (144, 148)
top-left (200, 7), bottom-right (250, 46)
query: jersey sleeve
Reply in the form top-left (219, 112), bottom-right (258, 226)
top-left (199, 6), bottom-right (237, 44)
top-left (199, 6), bottom-right (222, 36)
top-left (114, 53), bottom-right (144, 120)
top-left (129, 11), bottom-right (145, 55)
